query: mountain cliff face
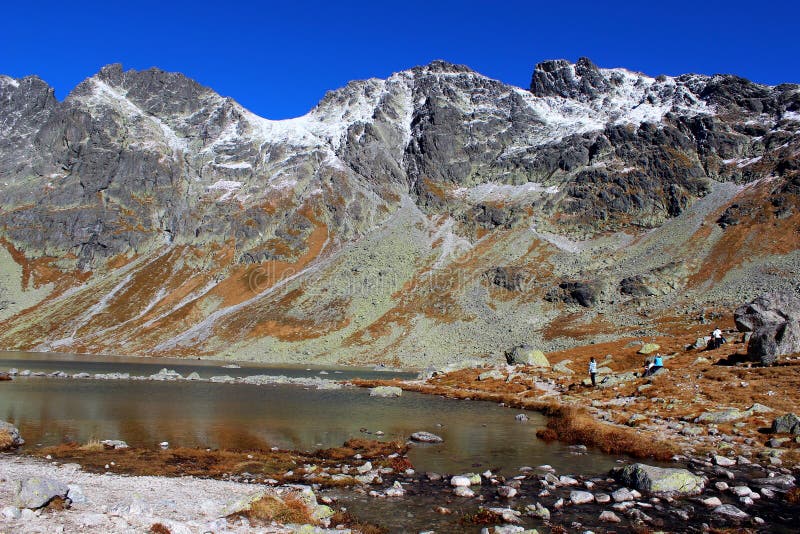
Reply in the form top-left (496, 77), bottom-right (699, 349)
top-left (1, 58), bottom-right (798, 366)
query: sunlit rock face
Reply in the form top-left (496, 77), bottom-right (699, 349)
top-left (0, 59), bottom-right (798, 365)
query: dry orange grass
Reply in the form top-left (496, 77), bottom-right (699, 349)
top-left (535, 405), bottom-right (676, 460)
top-left (232, 493), bottom-right (315, 525)
top-left (329, 511), bottom-right (388, 534)
top-left (149, 523), bottom-right (171, 534)
top-left (0, 429), bottom-right (16, 451)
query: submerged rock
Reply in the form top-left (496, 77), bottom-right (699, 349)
top-left (613, 463), bottom-right (704, 496)
top-left (369, 386), bottom-right (402, 398)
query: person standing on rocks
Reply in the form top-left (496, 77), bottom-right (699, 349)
top-left (710, 327), bottom-right (724, 349)
top-left (588, 357), bottom-right (597, 387)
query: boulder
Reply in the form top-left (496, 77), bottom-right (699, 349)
top-left (638, 343), bottom-right (660, 355)
top-left (369, 386), bottom-right (402, 398)
top-left (735, 292), bottom-right (800, 365)
top-left (613, 463), bottom-right (705, 496)
top-left (13, 477), bottom-right (69, 509)
top-left (410, 431), bottom-right (443, 443)
top-left (599, 510), bottom-right (621, 523)
top-left (0, 420), bottom-right (24, 449)
top-left (552, 360), bottom-right (574, 375)
top-left (450, 476), bottom-right (472, 487)
top-left (696, 408), bottom-right (745, 424)
top-left (505, 345), bottom-right (549, 367)
top-left (772, 413), bottom-right (800, 434)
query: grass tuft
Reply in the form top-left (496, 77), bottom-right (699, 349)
top-left (232, 493), bottom-right (314, 525)
top-left (149, 523), bottom-right (171, 534)
top-left (0, 429), bottom-right (16, 451)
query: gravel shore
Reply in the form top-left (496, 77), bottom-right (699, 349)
top-left (0, 454), bottom-right (293, 533)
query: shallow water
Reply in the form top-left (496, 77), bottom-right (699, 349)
top-left (0, 352), bottom-right (630, 532)
top-left (0, 352), bottom-right (615, 476)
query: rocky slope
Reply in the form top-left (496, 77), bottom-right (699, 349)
top-left (0, 58), bottom-right (798, 366)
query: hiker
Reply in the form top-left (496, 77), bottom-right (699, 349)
top-left (589, 357), bottom-right (597, 386)
top-left (708, 327), bottom-right (724, 349)
top-left (642, 358), bottom-right (652, 377)
top-left (649, 354), bottom-right (663, 375)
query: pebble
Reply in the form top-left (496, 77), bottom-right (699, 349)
top-left (714, 481), bottom-right (729, 491)
top-left (713, 504), bottom-right (749, 520)
top-left (714, 455), bottom-right (735, 467)
top-left (450, 476), bottom-right (471, 487)
top-left (612, 488), bottom-right (635, 502)
top-left (702, 497), bottom-right (722, 508)
top-left (595, 493), bottom-right (611, 504)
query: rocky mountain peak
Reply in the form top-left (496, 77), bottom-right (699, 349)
top-left (530, 56), bottom-right (611, 99)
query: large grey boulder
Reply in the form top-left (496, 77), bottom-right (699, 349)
top-left (505, 345), bottom-right (549, 367)
top-left (0, 420), bottom-right (24, 449)
top-left (13, 477), bottom-right (69, 509)
top-left (772, 413), bottom-right (800, 434)
top-left (613, 463), bottom-right (705, 496)
top-left (735, 292), bottom-right (800, 365)
top-left (369, 386), bottom-right (402, 398)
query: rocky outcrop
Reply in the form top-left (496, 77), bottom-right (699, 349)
top-left (772, 413), bottom-right (800, 434)
top-left (735, 292), bottom-right (800, 365)
top-left (545, 281), bottom-right (597, 307)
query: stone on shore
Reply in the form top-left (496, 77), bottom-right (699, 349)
top-left (614, 463), bottom-right (704, 496)
top-left (410, 431), bottom-right (443, 443)
top-left (505, 345), bottom-right (549, 367)
top-left (451, 475), bottom-right (472, 487)
top-left (696, 408), bottom-right (745, 424)
top-left (14, 477), bottom-right (70, 509)
top-left (100, 439), bottom-right (129, 450)
top-left (369, 386), bottom-right (402, 398)
top-left (0, 420), bottom-right (25, 449)
top-left (478, 369), bottom-right (504, 381)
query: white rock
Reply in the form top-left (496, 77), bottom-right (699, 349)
top-left (612, 488), bottom-right (635, 502)
top-left (702, 497), bottom-right (722, 508)
top-left (714, 455), bottom-right (736, 467)
top-left (1, 506), bottom-right (21, 519)
top-left (570, 490), bottom-right (595, 505)
top-left (498, 486), bottom-right (517, 498)
top-left (599, 510), bottom-right (621, 522)
top-left (357, 461), bottom-right (373, 474)
top-left (67, 485), bottom-right (87, 505)
top-left (450, 476), bottom-right (471, 487)
top-left (453, 486), bottom-right (474, 497)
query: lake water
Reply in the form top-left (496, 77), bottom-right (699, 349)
top-left (1, 351), bottom-right (623, 531)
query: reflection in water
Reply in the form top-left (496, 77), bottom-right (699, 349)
top-left (0, 375), bottom-right (616, 475)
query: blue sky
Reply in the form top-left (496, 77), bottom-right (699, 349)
top-left (2, 0), bottom-right (798, 119)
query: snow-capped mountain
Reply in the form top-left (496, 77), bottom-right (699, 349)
top-left (0, 58), bottom-right (798, 365)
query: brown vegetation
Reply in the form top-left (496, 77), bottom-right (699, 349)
top-left (0, 429), bottom-right (16, 451)
top-left (35, 438), bottom-right (410, 488)
top-left (459, 508), bottom-right (505, 526)
top-left (230, 492), bottom-right (314, 526)
top-left (149, 523), bottom-right (171, 534)
top-left (329, 511), bottom-right (389, 534)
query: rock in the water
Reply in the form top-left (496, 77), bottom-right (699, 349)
top-left (772, 413), bottom-right (800, 434)
top-left (186, 372), bottom-right (201, 380)
top-left (505, 345), bottom-right (549, 367)
top-left (14, 477), bottom-right (69, 509)
top-left (100, 439), bottom-right (129, 450)
top-left (703, 496), bottom-right (722, 507)
top-left (713, 504), bottom-right (749, 520)
top-left (451, 476), bottom-right (472, 487)
top-left (498, 486), bottom-right (517, 498)
top-left (515, 414), bottom-right (529, 422)
top-left (569, 490), bottom-right (594, 504)
top-left (453, 486), bottom-right (474, 497)
top-left (369, 386), bottom-right (402, 398)
top-left (410, 431), bottom-right (443, 443)
top-left (735, 292), bottom-right (800, 365)
top-left (599, 510), bottom-right (621, 522)
top-left (614, 463), bottom-right (705, 496)
top-left (638, 343), bottom-right (660, 354)
top-left (0, 420), bottom-right (24, 449)
top-left (526, 502), bottom-right (550, 520)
